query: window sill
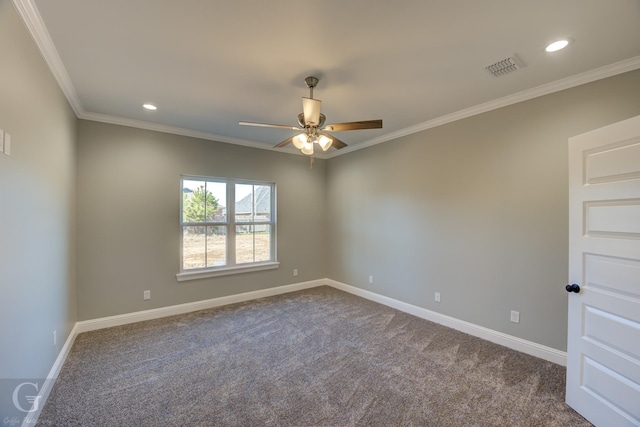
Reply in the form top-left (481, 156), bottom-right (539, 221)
top-left (176, 261), bottom-right (280, 282)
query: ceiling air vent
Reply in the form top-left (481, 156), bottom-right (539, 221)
top-left (485, 55), bottom-right (524, 77)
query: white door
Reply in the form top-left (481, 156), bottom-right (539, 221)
top-left (567, 114), bottom-right (640, 427)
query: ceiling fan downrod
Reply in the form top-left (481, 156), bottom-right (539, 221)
top-left (305, 76), bottom-right (319, 99)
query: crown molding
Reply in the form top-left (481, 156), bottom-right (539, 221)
top-left (79, 111), bottom-right (299, 154)
top-left (12, 0), bottom-right (84, 116)
top-left (327, 55), bottom-right (640, 158)
top-left (14, 0), bottom-right (639, 160)
top-left (78, 111), bottom-right (332, 158)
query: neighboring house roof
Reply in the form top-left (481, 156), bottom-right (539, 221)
top-left (236, 186), bottom-right (271, 215)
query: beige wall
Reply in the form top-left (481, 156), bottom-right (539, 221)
top-left (4, 0), bottom-right (640, 381)
top-left (0, 0), bottom-right (77, 379)
top-left (76, 121), bottom-right (327, 320)
top-left (326, 69), bottom-right (640, 351)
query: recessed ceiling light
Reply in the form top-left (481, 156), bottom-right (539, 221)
top-left (143, 103), bottom-right (157, 111)
top-left (545, 39), bottom-right (569, 52)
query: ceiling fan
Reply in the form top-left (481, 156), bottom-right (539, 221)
top-left (239, 76), bottom-right (382, 156)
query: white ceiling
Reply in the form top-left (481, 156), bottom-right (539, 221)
top-left (18, 0), bottom-right (640, 157)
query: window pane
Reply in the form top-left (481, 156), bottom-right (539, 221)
top-left (235, 184), bottom-right (271, 223)
top-left (206, 181), bottom-right (226, 222)
top-left (182, 226), bottom-right (206, 269)
top-left (254, 224), bottom-right (271, 262)
top-left (235, 184), bottom-right (253, 223)
top-left (183, 226), bottom-right (227, 269)
top-left (206, 226), bottom-right (226, 267)
top-left (183, 180), bottom-right (226, 223)
top-left (236, 224), bottom-right (253, 263)
top-left (254, 185), bottom-right (271, 222)
top-left (182, 179), bottom-right (205, 223)
top-left (236, 225), bottom-right (271, 264)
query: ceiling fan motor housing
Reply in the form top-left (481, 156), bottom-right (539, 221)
top-left (298, 113), bottom-right (326, 128)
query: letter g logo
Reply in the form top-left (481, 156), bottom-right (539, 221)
top-left (12, 382), bottom-right (41, 413)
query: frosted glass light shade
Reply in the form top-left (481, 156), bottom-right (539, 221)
top-left (318, 135), bottom-right (333, 151)
top-left (301, 140), bottom-right (314, 155)
top-left (292, 133), bottom-right (306, 149)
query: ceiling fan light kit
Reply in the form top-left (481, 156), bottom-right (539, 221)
top-left (292, 133), bottom-right (306, 150)
top-left (318, 134), bottom-right (332, 151)
top-left (239, 76), bottom-right (383, 158)
top-left (301, 140), bottom-right (314, 155)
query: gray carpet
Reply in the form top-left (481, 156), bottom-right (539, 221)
top-left (37, 286), bottom-right (592, 426)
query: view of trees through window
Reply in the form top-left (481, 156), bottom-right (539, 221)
top-left (181, 177), bottom-right (274, 271)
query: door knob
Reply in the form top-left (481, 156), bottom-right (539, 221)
top-left (565, 284), bottom-right (580, 293)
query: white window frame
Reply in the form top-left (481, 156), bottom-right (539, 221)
top-left (176, 175), bottom-right (278, 282)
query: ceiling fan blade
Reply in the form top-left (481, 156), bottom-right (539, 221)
top-left (273, 135), bottom-right (296, 148)
top-left (302, 98), bottom-right (322, 126)
top-left (239, 121), bottom-right (300, 130)
top-left (319, 132), bottom-right (348, 149)
top-left (322, 119), bottom-right (383, 132)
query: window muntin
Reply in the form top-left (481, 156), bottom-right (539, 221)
top-left (180, 177), bottom-right (276, 276)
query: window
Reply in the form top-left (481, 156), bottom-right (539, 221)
top-left (177, 176), bottom-right (277, 281)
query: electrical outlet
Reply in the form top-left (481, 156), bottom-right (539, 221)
top-left (53, 330), bottom-right (57, 346)
top-left (144, 290), bottom-right (151, 300)
top-left (510, 310), bottom-right (520, 323)
top-left (0, 130), bottom-right (4, 154)
top-left (368, 275), bottom-right (374, 284)
top-left (293, 269), bottom-right (298, 277)
top-left (435, 292), bottom-right (441, 303)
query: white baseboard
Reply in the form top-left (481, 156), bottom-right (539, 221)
top-left (76, 279), bottom-right (326, 333)
top-left (325, 279), bottom-right (567, 366)
top-left (21, 322), bottom-right (78, 427)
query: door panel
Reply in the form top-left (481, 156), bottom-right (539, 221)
top-left (584, 137), bottom-right (640, 184)
top-left (585, 254), bottom-right (640, 295)
top-left (584, 305), bottom-right (640, 358)
top-left (585, 200), bottom-right (640, 237)
top-left (582, 357), bottom-right (640, 420)
top-left (567, 115), bottom-right (640, 427)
